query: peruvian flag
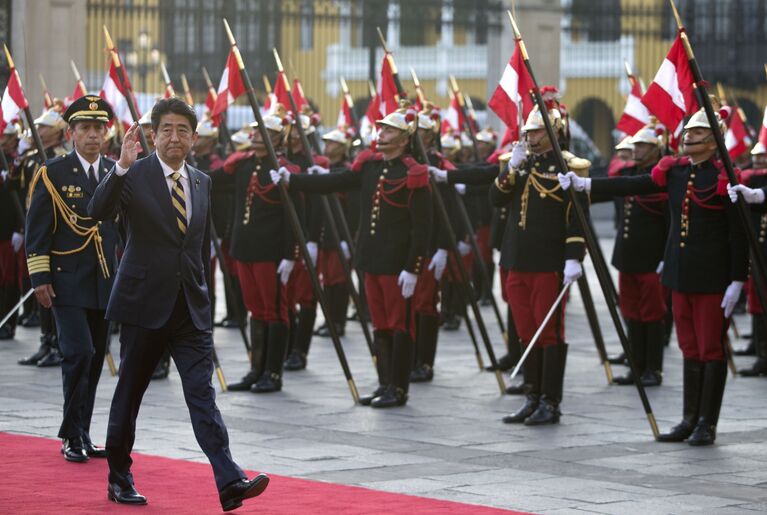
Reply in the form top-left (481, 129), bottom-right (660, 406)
top-left (373, 53), bottom-right (400, 119)
top-left (204, 87), bottom-right (221, 127)
top-left (100, 59), bottom-right (138, 129)
top-left (640, 32), bottom-right (698, 139)
top-left (336, 96), bottom-right (354, 131)
top-left (273, 71), bottom-right (292, 112)
top-left (65, 79), bottom-right (88, 107)
top-left (488, 39), bottom-right (534, 144)
top-left (723, 106), bottom-right (751, 159)
top-left (42, 88), bottom-right (54, 111)
top-left (0, 66), bottom-right (29, 134)
top-left (616, 76), bottom-right (650, 136)
top-left (441, 91), bottom-right (465, 135)
top-left (292, 79), bottom-right (309, 112)
top-left (211, 49), bottom-right (246, 119)
top-left (163, 82), bottom-right (176, 99)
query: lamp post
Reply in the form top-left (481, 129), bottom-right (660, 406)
top-left (125, 28), bottom-right (160, 94)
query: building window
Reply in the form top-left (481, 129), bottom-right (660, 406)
top-left (300, 0), bottom-right (314, 50)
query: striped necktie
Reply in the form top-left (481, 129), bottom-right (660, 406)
top-left (170, 171), bottom-right (187, 236)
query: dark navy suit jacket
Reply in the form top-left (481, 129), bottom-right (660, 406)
top-left (88, 153), bottom-right (212, 331)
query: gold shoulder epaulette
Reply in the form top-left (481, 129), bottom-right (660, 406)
top-left (562, 150), bottom-right (591, 177)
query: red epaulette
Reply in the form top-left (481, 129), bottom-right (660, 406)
top-left (401, 156), bottom-right (429, 189)
top-left (487, 145), bottom-right (510, 165)
top-left (740, 168), bottom-right (767, 186)
top-left (277, 156), bottom-right (301, 175)
top-left (351, 149), bottom-right (382, 172)
top-left (608, 158), bottom-right (636, 177)
top-left (712, 159), bottom-right (740, 196)
top-left (431, 151), bottom-right (456, 172)
top-left (313, 154), bottom-right (330, 169)
top-left (650, 156), bottom-right (689, 187)
top-left (223, 150), bottom-right (255, 175)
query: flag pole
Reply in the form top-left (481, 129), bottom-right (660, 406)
top-left (508, 11), bottom-right (658, 436)
top-left (70, 61), bottom-right (88, 96)
top-left (224, 19), bottom-right (360, 403)
top-left (3, 46), bottom-right (46, 161)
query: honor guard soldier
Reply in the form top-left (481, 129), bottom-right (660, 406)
top-left (24, 96), bottom-right (119, 461)
top-left (0, 122), bottom-right (24, 340)
top-left (17, 105), bottom-right (70, 366)
top-left (728, 141), bottom-right (767, 376)
top-left (471, 128), bottom-right (500, 306)
top-left (225, 106), bottom-right (302, 393)
top-left (596, 123), bottom-right (669, 387)
top-left (311, 127), bottom-right (355, 339)
top-left (272, 103), bottom-right (433, 408)
top-left (563, 107), bottom-right (748, 445)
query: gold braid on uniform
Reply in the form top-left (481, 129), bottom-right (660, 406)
top-left (27, 166), bottom-right (110, 278)
top-left (518, 170), bottom-right (563, 230)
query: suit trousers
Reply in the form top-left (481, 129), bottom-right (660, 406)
top-left (105, 290), bottom-right (244, 491)
top-left (51, 305), bottom-right (108, 440)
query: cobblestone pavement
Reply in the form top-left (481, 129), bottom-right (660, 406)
top-left (2, 230), bottom-right (767, 514)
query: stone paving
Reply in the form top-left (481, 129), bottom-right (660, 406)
top-left (2, 227), bottom-right (767, 514)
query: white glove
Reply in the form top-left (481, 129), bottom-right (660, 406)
top-left (558, 171), bottom-right (591, 192)
top-left (270, 166), bottom-right (290, 185)
top-left (0, 170), bottom-right (8, 182)
top-left (509, 141), bottom-right (527, 169)
top-left (398, 270), bottom-right (418, 299)
top-left (277, 259), bottom-right (295, 285)
top-left (340, 240), bottom-right (351, 260)
top-left (656, 261), bottom-right (664, 275)
top-left (428, 248), bottom-right (448, 280)
top-left (721, 280), bottom-right (744, 318)
top-left (308, 164), bottom-right (329, 175)
top-left (11, 232), bottom-right (23, 252)
top-left (428, 166), bottom-right (448, 183)
top-left (306, 241), bottom-right (318, 266)
top-left (457, 241), bottom-right (472, 257)
top-left (727, 183), bottom-right (765, 204)
top-left (454, 183), bottom-right (466, 195)
top-left (563, 259), bottom-right (583, 285)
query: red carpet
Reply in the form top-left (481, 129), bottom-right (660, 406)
top-left (0, 432), bottom-right (529, 514)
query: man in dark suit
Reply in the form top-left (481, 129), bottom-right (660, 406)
top-left (89, 98), bottom-right (268, 511)
top-left (24, 96), bottom-right (119, 461)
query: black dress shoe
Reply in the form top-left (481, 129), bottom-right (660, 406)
top-left (20, 312), bottom-right (40, 327)
top-left (524, 399), bottom-right (560, 425)
top-left (734, 341), bottom-right (755, 356)
top-left (283, 350), bottom-right (307, 371)
top-left (607, 352), bottom-right (627, 365)
top-left (219, 474), bottom-right (270, 512)
top-left (108, 483), bottom-right (147, 505)
top-left (228, 370), bottom-right (260, 391)
top-left (502, 395), bottom-right (539, 424)
top-left (612, 371), bottom-right (635, 385)
top-left (151, 361), bottom-right (169, 380)
top-left (18, 343), bottom-right (51, 366)
top-left (687, 420), bottom-right (716, 446)
top-left (315, 324), bottom-right (345, 338)
top-left (656, 420), bottom-right (695, 442)
top-left (739, 358), bottom-right (767, 377)
top-left (251, 372), bottom-right (282, 393)
top-left (221, 318), bottom-right (242, 329)
top-left (62, 438), bottom-right (89, 463)
top-left (37, 348), bottom-right (62, 367)
top-left (442, 316), bottom-right (461, 331)
top-left (359, 385), bottom-right (386, 406)
top-left (0, 325), bottom-right (14, 340)
top-left (505, 381), bottom-right (526, 395)
top-left (409, 364), bottom-right (433, 382)
top-left (370, 385), bottom-right (407, 408)
top-left (485, 353), bottom-right (516, 372)
top-left (83, 439), bottom-right (107, 458)
top-left (640, 370), bottom-right (662, 387)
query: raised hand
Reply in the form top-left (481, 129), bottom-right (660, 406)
top-left (118, 123), bottom-right (143, 170)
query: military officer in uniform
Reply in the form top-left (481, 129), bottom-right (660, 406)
top-left (562, 108), bottom-right (748, 445)
top-left (24, 96), bottom-right (119, 461)
top-left (272, 103), bottom-right (432, 408)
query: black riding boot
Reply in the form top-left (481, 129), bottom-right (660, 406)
top-left (410, 314), bottom-right (439, 382)
top-left (614, 320), bottom-right (644, 385)
top-left (658, 359), bottom-right (704, 442)
top-left (502, 346), bottom-right (543, 423)
top-left (360, 331), bottom-right (392, 405)
top-left (525, 344), bottom-right (568, 426)
top-left (229, 319), bottom-right (267, 391)
top-left (688, 361), bottom-right (728, 446)
top-left (252, 322), bottom-right (288, 393)
top-left (371, 330), bottom-right (412, 408)
top-left (284, 307), bottom-right (316, 371)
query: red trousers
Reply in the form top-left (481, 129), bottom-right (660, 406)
top-left (319, 249), bottom-right (346, 287)
top-left (746, 276), bottom-right (762, 314)
top-left (475, 225), bottom-right (492, 263)
top-left (287, 259), bottom-right (316, 309)
top-left (500, 266), bottom-right (509, 303)
top-left (236, 261), bottom-right (288, 324)
top-left (364, 274), bottom-right (416, 340)
top-left (504, 270), bottom-right (564, 347)
top-left (446, 252), bottom-right (474, 284)
top-left (413, 259), bottom-right (439, 317)
top-left (672, 291), bottom-right (728, 361)
top-left (618, 272), bottom-right (666, 322)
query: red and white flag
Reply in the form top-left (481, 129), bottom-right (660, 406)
top-left (163, 83), bottom-right (176, 99)
top-left (65, 79), bottom-right (88, 107)
top-left (211, 49), bottom-right (246, 119)
top-left (616, 76), bottom-right (650, 136)
top-left (336, 96), bottom-right (354, 131)
top-left (42, 88), bottom-right (54, 111)
top-left (441, 91), bottom-right (465, 135)
top-left (292, 79), bottom-right (309, 112)
top-left (640, 32), bottom-right (698, 140)
top-left (376, 54), bottom-right (400, 118)
top-left (273, 71), bottom-right (292, 112)
top-left (758, 106), bottom-right (767, 148)
top-left (722, 106), bottom-right (751, 159)
top-left (488, 39), bottom-right (534, 144)
top-left (100, 59), bottom-right (138, 129)
top-left (0, 66), bottom-right (29, 134)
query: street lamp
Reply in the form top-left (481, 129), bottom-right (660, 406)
top-left (125, 28), bottom-right (161, 94)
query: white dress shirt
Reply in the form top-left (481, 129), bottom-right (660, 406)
top-left (114, 155), bottom-right (192, 222)
top-left (75, 151), bottom-right (101, 181)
